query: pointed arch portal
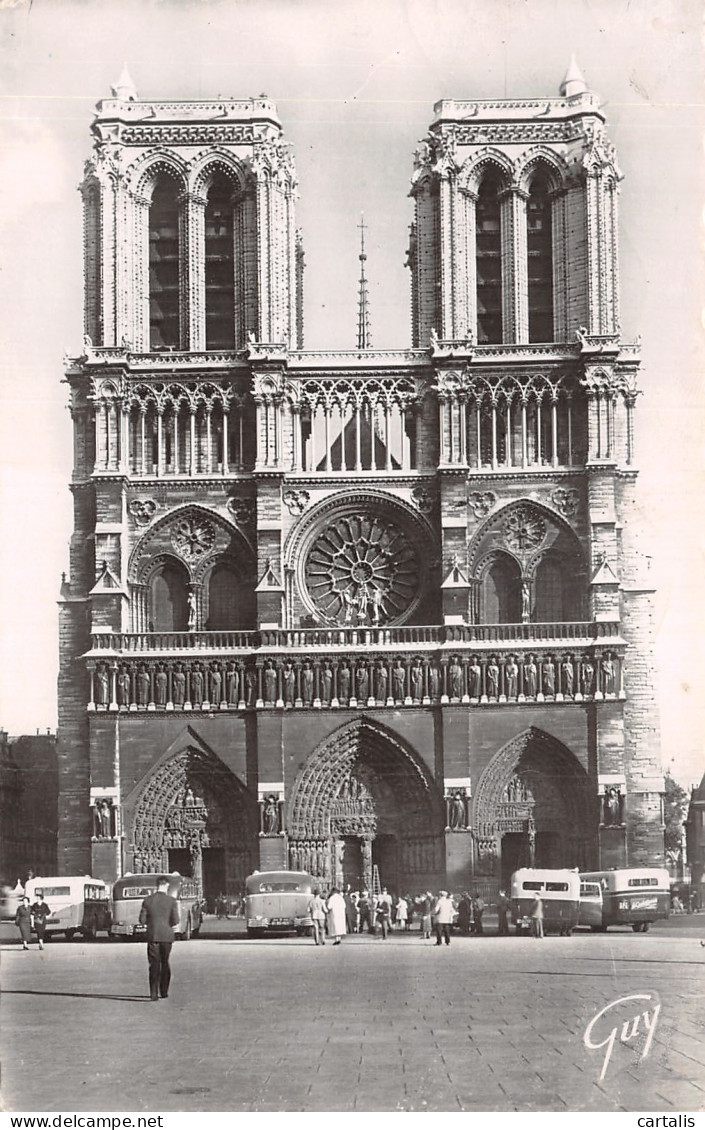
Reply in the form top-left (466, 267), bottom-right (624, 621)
top-left (130, 746), bottom-right (257, 907)
top-left (288, 720), bottom-right (445, 893)
top-left (473, 727), bottom-right (595, 889)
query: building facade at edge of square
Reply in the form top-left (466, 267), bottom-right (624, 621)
top-left (57, 61), bottom-right (664, 903)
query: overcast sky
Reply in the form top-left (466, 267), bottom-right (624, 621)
top-left (0, 0), bottom-right (702, 785)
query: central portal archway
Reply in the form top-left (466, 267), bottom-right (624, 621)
top-left (288, 720), bottom-right (445, 894)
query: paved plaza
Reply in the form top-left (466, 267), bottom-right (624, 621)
top-left (1, 919), bottom-right (704, 1113)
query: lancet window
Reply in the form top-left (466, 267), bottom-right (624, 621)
top-left (527, 173), bottom-right (554, 343)
top-left (475, 171), bottom-right (503, 345)
top-left (149, 177), bottom-right (181, 350)
top-left (205, 176), bottom-right (235, 350)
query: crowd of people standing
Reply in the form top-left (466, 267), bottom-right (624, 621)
top-left (305, 886), bottom-right (520, 945)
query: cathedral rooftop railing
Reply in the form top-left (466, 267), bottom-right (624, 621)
top-left (87, 620), bottom-right (621, 657)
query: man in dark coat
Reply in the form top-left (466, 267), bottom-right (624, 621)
top-left (139, 876), bottom-right (180, 1001)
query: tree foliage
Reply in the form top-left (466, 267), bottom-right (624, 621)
top-left (663, 773), bottom-right (690, 855)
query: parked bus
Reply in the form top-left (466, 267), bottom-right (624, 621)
top-left (578, 879), bottom-right (604, 930)
top-left (580, 868), bottom-right (670, 932)
top-left (245, 870), bottom-right (314, 937)
top-left (110, 873), bottom-right (203, 940)
top-left (23, 876), bottom-right (111, 940)
top-left (510, 868), bottom-right (580, 936)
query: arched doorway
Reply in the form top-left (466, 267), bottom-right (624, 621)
top-left (129, 746), bottom-right (257, 908)
top-left (473, 728), bottom-right (595, 892)
top-left (288, 719), bottom-right (445, 894)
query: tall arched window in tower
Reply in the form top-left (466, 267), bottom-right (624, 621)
top-left (207, 563), bottom-right (254, 630)
top-left (527, 173), bottom-right (553, 343)
top-left (482, 555), bottom-right (521, 623)
top-left (149, 561), bottom-right (189, 632)
top-left (205, 177), bottom-right (235, 349)
top-left (149, 178), bottom-right (181, 350)
top-left (475, 171), bottom-right (503, 344)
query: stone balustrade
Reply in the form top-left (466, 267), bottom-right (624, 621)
top-left (86, 642), bottom-right (624, 712)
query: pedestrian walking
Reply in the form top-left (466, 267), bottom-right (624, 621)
top-left (376, 888), bottom-right (393, 939)
top-left (326, 888), bottom-right (347, 945)
top-left (395, 895), bottom-right (408, 932)
top-left (358, 890), bottom-right (373, 934)
top-left (419, 892), bottom-right (433, 939)
top-left (15, 895), bottom-right (32, 950)
top-left (529, 892), bottom-right (544, 938)
top-left (472, 893), bottom-right (485, 936)
top-left (496, 890), bottom-right (510, 936)
top-left (344, 887), bottom-right (357, 935)
top-left (138, 875), bottom-right (180, 1000)
top-left (457, 893), bottom-right (472, 936)
top-left (308, 888), bottom-right (327, 945)
top-left (30, 891), bottom-right (52, 951)
top-left (433, 890), bottom-right (454, 946)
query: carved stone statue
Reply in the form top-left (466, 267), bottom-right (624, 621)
top-left (246, 669), bottom-right (257, 706)
top-left (302, 662), bottom-right (314, 705)
top-left (521, 580), bottom-right (531, 622)
top-left (339, 662), bottom-right (351, 702)
top-left (227, 666), bottom-right (239, 705)
top-left (449, 660), bottom-right (462, 699)
top-left (96, 666), bottom-right (109, 706)
top-left (603, 787), bottom-right (623, 826)
top-left (448, 791), bottom-right (467, 830)
top-left (187, 590), bottom-right (198, 632)
top-left (283, 663), bottom-right (295, 705)
top-left (155, 667), bottom-right (167, 706)
top-left (523, 657), bottom-right (537, 698)
top-left (98, 800), bottom-right (112, 838)
top-left (429, 665), bottom-right (440, 700)
top-left (137, 667), bottom-right (150, 706)
top-left (263, 795), bottom-right (280, 835)
top-left (264, 662), bottom-right (277, 704)
top-left (469, 660), bottom-right (482, 698)
top-left (210, 667), bottom-right (222, 704)
top-left (376, 663), bottom-right (388, 702)
top-left (601, 654), bottom-right (616, 695)
top-left (356, 663), bottom-right (369, 702)
top-left (582, 660), bottom-right (594, 695)
top-left (505, 659), bottom-right (518, 698)
top-left (543, 659), bottom-right (555, 696)
top-left (411, 663), bottom-right (423, 702)
top-left (191, 666), bottom-right (204, 704)
top-left (322, 664), bottom-right (333, 703)
top-left (393, 661), bottom-right (405, 700)
top-left (487, 659), bottom-right (499, 698)
top-left (562, 658), bottom-right (574, 696)
top-left (166, 667), bottom-right (181, 706)
top-left (117, 668), bottom-right (130, 706)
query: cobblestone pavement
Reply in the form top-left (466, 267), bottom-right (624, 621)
top-left (1, 922), bottom-right (703, 1113)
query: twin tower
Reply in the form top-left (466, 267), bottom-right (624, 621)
top-left (58, 63), bottom-right (663, 902)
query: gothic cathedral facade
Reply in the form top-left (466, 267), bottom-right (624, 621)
top-left (58, 64), bottom-right (664, 904)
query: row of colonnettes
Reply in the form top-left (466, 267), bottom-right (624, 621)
top-left (88, 651), bottom-right (622, 710)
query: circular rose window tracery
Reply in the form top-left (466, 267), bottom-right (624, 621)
top-left (503, 506), bottom-right (546, 553)
top-left (303, 511), bottom-right (422, 626)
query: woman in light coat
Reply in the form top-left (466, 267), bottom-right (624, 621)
top-left (326, 888), bottom-right (347, 946)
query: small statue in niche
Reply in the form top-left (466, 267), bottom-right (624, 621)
top-left (117, 667), bottom-right (131, 706)
top-left (543, 658), bottom-right (555, 696)
top-left (469, 659), bottom-right (482, 698)
top-left (393, 661), bottom-right (406, 701)
top-left (94, 799), bottom-right (112, 838)
top-left (302, 662), bottom-right (314, 705)
top-left (173, 666), bottom-right (186, 706)
top-left (191, 666), bottom-right (204, 704)
top-left (356, 663), bottom-right (369, 702)
top-left (262, 795), bottom-right (280, 835)
top-left (227, 665), bottom-right (239, 705)
top-left (429, 665), bottom-right (440, 700)
top-left (411, 662), bottom-right (423, 702)
top-left (137, 667), bottom-right (150, 706)
top-left (96, 665), bottom-right (109, 706)
top-left (448, 791), bottom-right (467, 831)
top-left (603, 786), bottom-right (623, 826)
top-left (505, 658), bottom-right (518, 698)
top-left (264, 662), bottom-right (277, 704)
top-left (338, 662), bottom-right (351, 702)
top-left (521, 580), bottom-right (531, 623)
top-left (582, 660), bottom-right (594, 695)
top-left (210, 667), bottom-right (222, 704)
top-left (601, 654), bottom-right (617, 695)
top-left (155, 666), bottom-right (167, 706)
top-left (562, 657), bottom-right (574, 697)
top-left (376, 663), bottom-right (388, 703)
top-left (321, 663), bottom-right (333, 704)
top-left (487, 658), bottom-right (499, 698)
top-left (246, 669), bottom-right (257, 706)
top-left (523, 656), bottom-right (537, 698)
top-left (187, 590), bottom-right (198, 632)
top-left (283, 663), bottom-right (295, 705)
top-left (449, 659), bottom-right (462, 700)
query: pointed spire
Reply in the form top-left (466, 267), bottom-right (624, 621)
top-left (111, 64), bottom-right (138, 102)
top-left (356, 214), bottom-right (372, 351)
top-left (559, 55), bottom-right (588, 98)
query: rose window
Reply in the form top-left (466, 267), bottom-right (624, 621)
top-left (503, 506), bottom-right (546, 553)
top-left (171, 515), bottom-right (216, 561)
top-left (303, 512), bottom-right (421, 626)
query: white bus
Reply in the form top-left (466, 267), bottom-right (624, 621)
top-left (580, 868), bottom-right (670, 932)
top-left (24, 876), bottom-right (111, 940)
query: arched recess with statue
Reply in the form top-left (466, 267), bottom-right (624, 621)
top-left (287, 718), bottom-right (445, 894)
top-left (472, 727), bottom-right (596, 893)
top-left (124, 734), bottom-right (258, 909)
